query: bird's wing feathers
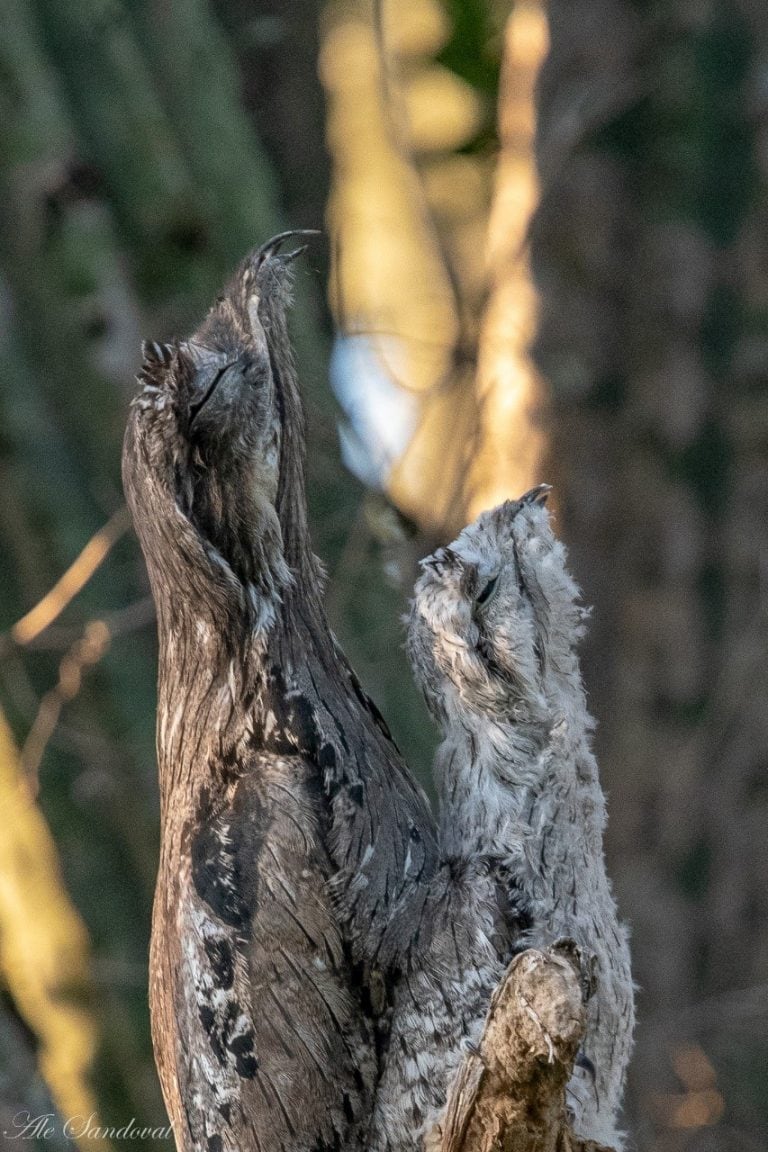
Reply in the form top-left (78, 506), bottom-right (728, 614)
top-left (367, 860), bottom-right (527, 1152)
top-left (172, 754), bottom-right (375, 1152)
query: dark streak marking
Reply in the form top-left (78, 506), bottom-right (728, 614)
top-left (348, 783), bottom-right (364, 807)
top-left (318, 742), bottom-right (337, 770)
top-left (348, 669), bottom-right (396, 746)
top-left (229, 1030), bottom-right (259, 1078)
top-left (199, 1005), bottom-right (226, 1066)
top-left (191, 823), bottom-right (251, 931)
top-left (260, 1066), bottom-right (297, 1137)
top-left (289, 693), bottom-right (321, 757)
top-left (204, 936), bottom-right (235, 990)
top-left (266, 985), bottom-right (329, 1076)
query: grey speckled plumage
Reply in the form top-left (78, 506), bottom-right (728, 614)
top-left (369, 492), bottom-right (634, 1152)
top-left (122, 236), bottom-right (438, 1152)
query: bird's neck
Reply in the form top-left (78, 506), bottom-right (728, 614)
top-left (437, 670), bottom-right (606, 884)
top-left (153, 606), bottom-right (265, 816)
top-left (150, 561), bottom-right (378, 810)
top-left (147, 417), bottom-right (333, 811)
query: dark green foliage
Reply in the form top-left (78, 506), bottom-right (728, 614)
top-left (437, 0), bottom-right (504, 151)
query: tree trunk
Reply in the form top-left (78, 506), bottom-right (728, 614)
top-left (434, 947), bottom-right (610, 1152)
top-left (533, 0), bottom-right (768, 1143)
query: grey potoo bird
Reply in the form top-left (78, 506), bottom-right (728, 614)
top-left (122, 236), bottom-right (438, 1152)
top-left (369, 490), bottom-right (634, 1151)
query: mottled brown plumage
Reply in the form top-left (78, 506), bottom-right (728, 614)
top-left (122, 236), bottom-right (438, 1152)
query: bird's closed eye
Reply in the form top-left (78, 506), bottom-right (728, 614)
top-left (189, 365), bottom-right (230, 427)
top-left (476, 575), bottom-right (498, 607)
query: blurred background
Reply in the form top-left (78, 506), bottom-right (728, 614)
top-left (0, 0), bottom-right (766, 1148)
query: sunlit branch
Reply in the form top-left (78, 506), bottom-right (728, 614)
top-left (11, 506), bottom-right (131, 646)
top-left (0, 709), bottom-right (105, 1150)
top-left (21, 621), bottom-right (111, 793)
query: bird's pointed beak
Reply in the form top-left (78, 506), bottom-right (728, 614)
top-left (520, 484), bottom-right (552, 506)
top-left (282, 244), bottom-right (309, 265)
top-left (190, 232), bottom-right (322, 360)
top-left (254, 229), bottom-right (321, 268)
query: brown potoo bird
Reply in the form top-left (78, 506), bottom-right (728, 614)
top-left (369, 490), bottom-right (634, 1151)
top-left (122, 235), bottom-right (438, 1152)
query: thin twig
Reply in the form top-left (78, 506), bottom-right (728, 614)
top-left (19, 596), bottom-right (155, 651)
top-left (20, 620), bottom-right (112, 794)
top-left (10, 506), bottom-right (131, 646)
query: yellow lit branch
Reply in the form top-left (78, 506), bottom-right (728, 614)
top-left (322, 0), bottom-right (550, 534)
top-left (11, 507), bottom-right (131, 647)
top-left (321, 0), bottom-right (460, 394)
top-left (0, 710), bottom-right (109, 1149)
top-left (467, 3), bottom-right (549, 517)
top-left (21, 620), bottom-right (112, 793)
top-left (321, 0), bottom-right (485, 532)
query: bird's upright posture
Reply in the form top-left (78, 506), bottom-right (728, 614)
top-left (371, 490), bottom-right (634, 1151)
top-left (122, 236), bottom-right (437, 1152)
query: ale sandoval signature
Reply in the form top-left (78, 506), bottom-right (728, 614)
top-left (4, 1112), bottom-right (174, 1141)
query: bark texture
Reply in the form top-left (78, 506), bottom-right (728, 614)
top-left (433, 947), bottom-right (611, 1152)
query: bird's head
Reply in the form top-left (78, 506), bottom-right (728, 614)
top-left (407, 487), bottom-right (586, 722)
top-left (123, 233), bottom-right (318, 630)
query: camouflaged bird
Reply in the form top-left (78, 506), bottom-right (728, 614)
top-left (122, 235), bottom-right (438, 1152)
top-left (369, 490), bottom-right (634, 1151)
